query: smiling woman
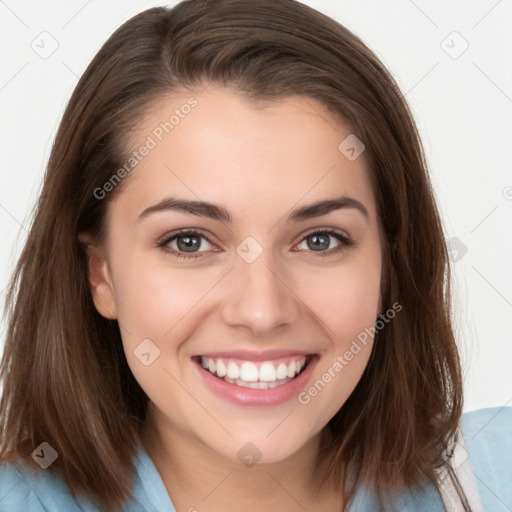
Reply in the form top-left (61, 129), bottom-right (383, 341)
top-left (0, 1), bottom-right (510, 511)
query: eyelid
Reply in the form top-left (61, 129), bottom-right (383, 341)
top-left (157, 227), bottom-right (214, 245)
top-left (298, 226), bottom-right (350, 241)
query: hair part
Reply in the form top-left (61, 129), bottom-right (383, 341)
top-left (0, 0), bottom-right (465, 509)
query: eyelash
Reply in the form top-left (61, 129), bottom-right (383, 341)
top-left (157, 228), bottom-right (355, 260)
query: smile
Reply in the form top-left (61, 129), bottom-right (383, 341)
top-left (192, 352), bottom-right (318, 405)
top-left (199, 355), bottom-right (308, 389)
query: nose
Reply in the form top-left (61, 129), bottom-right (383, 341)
top-left (220, 248), bottom-right (300, 337)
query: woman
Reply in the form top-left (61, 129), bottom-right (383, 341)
top-left (0, 1), bottom-right (510, 510)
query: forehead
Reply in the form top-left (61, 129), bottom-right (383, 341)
top-left (111, 85), bottom-right (376, 224)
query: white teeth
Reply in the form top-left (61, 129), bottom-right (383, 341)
top-left (287, 361), bottom-right (296, 378)
top-left (216, 360), bottom-right (227, 377)
top-left (224, 376), bottom-right (293, 389)
top-left (199, 355), bottom-right (308, 385)
top-left (240, 362), bottom-right (259, 382)
top-left (276, 363), bottom-right (288, 380)
top-left (227, 362), bottom-right (240, 379)
top-left (259, 362), bottom-right (277, 382)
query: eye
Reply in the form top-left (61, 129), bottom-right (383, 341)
top-left (157, 228), bottom-right (355, 260)
top-left (294, 229), bottom-right (354, 257)
top-left (157, 229), bottom-right (216, 260)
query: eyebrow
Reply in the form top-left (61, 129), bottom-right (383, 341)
top-left (138, 195), bottom-right (369, 224)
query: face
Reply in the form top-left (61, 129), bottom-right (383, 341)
top-left (85, 85), bottom-right (383, 464)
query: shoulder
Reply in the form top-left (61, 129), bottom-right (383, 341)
top-left (0, 459), bottom-right (88, 511)
top-left (350, 407), bottom-right (512, 511)
top-left (461, 406), bottom-right (512, 511)
top-left (0, 458), bottom-right (105, 512)
top-left (0, 448), bottom-right (171, 512)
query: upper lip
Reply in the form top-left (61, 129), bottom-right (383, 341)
top-left (194, 349), bottom-right (315, 361)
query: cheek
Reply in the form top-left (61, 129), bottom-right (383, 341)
top-left (110, 264), bottom-right (205, 413)
top-left (299, 294), bottom-right (376, 429)
top-left (110, 253), bottom-right (216, 341)
top-left (300, 256), bottom-right (381, 341)
top-left (109, 255), bottom-right (227, 394)
top-left (295, 257), bottom-right (380, 421)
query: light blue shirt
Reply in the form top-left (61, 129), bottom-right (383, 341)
top-left (1, 407), bottom-right (510, 511)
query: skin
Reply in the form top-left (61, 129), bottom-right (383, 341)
top-left (83, 85), bottom-right (384, 512)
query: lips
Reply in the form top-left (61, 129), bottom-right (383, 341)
top-left (191, 352), bottom-right (318, 405)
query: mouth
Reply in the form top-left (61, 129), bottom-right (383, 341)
top-left (191, 352), bottom-right (318, 405)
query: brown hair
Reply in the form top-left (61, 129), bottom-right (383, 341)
top-left (0, 0), bottom-right (466, 509)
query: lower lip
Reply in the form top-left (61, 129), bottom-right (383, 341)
top-left (193, 356), bottom-right (318, 406)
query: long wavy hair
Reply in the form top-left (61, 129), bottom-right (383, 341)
top-left (0, 0), bottom-right (467, 509)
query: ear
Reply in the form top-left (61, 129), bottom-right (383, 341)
top-left (78, 233), bottom-right (118, 320)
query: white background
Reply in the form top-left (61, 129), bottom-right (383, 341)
top-left (1, 0), bottom-right (511, 412)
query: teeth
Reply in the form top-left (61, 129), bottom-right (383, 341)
top-left (224, 376), bottom-right (293, 389)
top-left (276, 363), bottom-right (288, 380)
top-left (216, 360), bottom-right (227, 377)
top-left (199, 355), bottom-right (307, 385)
top-left (240, 361), bottom-right (259, 382)
top-left (259, 362), bottom-right (276, 382)
top-left (227, 362), bottom-right (240, 379)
